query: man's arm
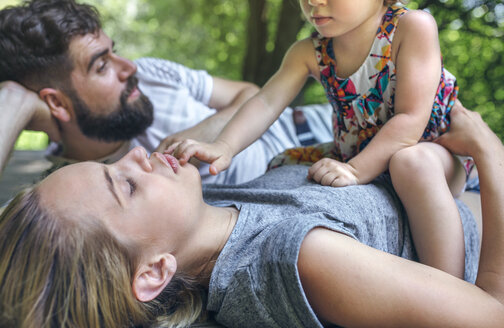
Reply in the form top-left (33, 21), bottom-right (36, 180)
top-left (155, 77), bottom-right (259, 152)
top-left (0, 81), bottom-right (58, 173)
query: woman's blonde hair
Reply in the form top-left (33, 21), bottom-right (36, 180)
top-left (0, 187), bottom-right (205, 328)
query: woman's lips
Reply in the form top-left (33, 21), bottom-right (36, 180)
top-left (154, 152), bottom-right (179, 173)
top-left (164, 154), bottom-right (179, 173)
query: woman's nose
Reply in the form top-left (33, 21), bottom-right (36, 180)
top-left (122, 147), bottom-right (152, 172)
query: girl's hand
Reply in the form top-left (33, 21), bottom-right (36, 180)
top-left (308, 158), bottom-right (359, 187)
top-left (166, 139), bottom-right (233, 175)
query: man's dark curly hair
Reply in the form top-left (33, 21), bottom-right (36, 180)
top-left (0, 0), bottom-right (101, 90)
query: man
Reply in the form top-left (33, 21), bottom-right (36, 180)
top-left (0, 0), bottom-right (332, 185)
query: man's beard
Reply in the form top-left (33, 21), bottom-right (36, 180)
top-left (70, 75), bottom-right (154, 142)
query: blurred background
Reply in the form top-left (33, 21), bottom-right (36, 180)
top-left (1, 0), bottom-right (503, 150)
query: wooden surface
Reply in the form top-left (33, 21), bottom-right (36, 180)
top-left (0, 150), bottom-right (52, 205)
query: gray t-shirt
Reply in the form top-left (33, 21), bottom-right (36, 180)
top-left (202, 165), bottom-right (479, 328)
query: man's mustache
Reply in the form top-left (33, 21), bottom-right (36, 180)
top-left (123, 75), bottom-right (139, 98)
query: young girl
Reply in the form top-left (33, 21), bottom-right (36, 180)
top-left (168, 0), bottom-right (472, 278)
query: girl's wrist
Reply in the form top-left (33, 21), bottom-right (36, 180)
top-left (215, 139), bottom-right (235, 157)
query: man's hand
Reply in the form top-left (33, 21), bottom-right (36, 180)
top-left (308, 158), bottom-right (359, 187)
top-left (167, 139), bottom-right (233, 175)
top-left (0, 81), bottom-right (61, 172)
top-left (0, 81), bottom-right (60, 142)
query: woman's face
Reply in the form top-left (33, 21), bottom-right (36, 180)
top-left (38, 147), bottom-right (204, 251)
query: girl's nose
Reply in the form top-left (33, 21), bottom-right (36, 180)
top-left (308, 0), bottom-right (327, 6)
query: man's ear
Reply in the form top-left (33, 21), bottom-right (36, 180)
top-left (132, 253), bottom-right (177, 302)
top-left (39, 88), bottom-right (71, 122)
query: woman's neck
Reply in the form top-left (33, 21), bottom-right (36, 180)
top-left (173, 205), bottom-right (239, 287)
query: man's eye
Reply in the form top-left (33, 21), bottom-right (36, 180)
top-left (97, 60), bottom-right (108, 73)
top-left (127, 178), bottom-right (137, 195)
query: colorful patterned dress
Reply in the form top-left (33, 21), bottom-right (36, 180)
top-left (268, 5), bottom-right (467, 173)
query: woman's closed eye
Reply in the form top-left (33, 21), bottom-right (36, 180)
top-left (127, 178), bottom-right (137, 196)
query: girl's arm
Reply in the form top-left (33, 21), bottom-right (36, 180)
top-left (348, 10), bottom-right (443, 184)
top-left (155, 78), bottom-right (259, 153)
top-left (298, 105), bottom-right (504, 326)
top-left (170, 39), bottom-right (316, 175)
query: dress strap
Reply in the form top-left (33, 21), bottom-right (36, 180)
top-left (376, 5), bottom-right (409, 44)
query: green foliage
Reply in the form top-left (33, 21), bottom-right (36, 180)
top-left (409, 0), bottom-right (504, 139)
top-left (88, 0), bottom-right (251, 80)
top-left (14, 131), bottom-right (49, 150)
top-left (0, 0), bottom-right (19, 7)
top-left (2, 0), bottom-right (503, 148)
top-left (89, 0), bottom-right (503, 138)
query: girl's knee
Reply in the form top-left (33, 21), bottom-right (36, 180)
top-left (390, 144), bottom-right (439, 180)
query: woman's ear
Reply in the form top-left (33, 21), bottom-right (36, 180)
top-left (132, 253), bottom-right (177, 302)
top-left (39, 88), bottom-right (71, 122)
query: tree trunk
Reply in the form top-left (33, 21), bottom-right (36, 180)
top-left (242, 0), bottom-right (304, 86)
top-left (242, 0), bottom-right (268, 84)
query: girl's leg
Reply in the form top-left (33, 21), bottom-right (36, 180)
top-left (389, 142), bottom-right (467, 278)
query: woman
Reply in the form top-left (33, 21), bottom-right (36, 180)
top-left (0, 104), bottom-right (503, 327)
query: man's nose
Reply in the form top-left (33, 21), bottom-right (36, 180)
top-left (116, 55), bottom-right (137, 81)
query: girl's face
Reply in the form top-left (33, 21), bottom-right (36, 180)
top-left (38, 147), bottom-right (204, 252)
top-left (299, 0), bottom-right (384, 38)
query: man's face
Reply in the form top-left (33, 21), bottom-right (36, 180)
top-left (67, 30), bottom-right (153, 142)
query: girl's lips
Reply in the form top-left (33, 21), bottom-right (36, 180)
top-left (312, 16), bottom-right (331, 26)
top-left (154, 152), bottom-right (179, 173)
